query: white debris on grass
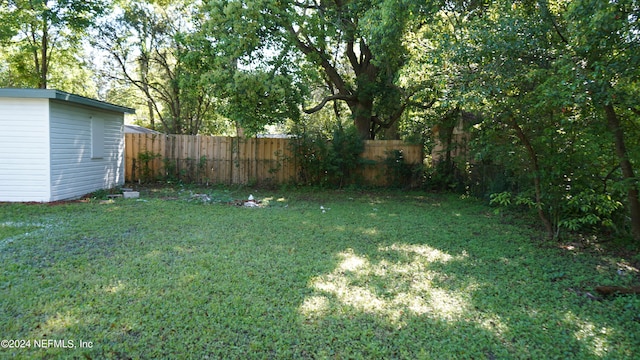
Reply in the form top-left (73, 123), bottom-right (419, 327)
top-left (244, 194), bottom-right (260, 207)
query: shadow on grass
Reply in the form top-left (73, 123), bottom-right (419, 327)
top-left (1, 194), bottom-right (639, 359)
top-left (293, 224), bottom-right (638, 359)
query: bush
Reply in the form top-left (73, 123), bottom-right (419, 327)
top-left (383, 149), bottom-right (423, 188)
top-left (137, 151), bottom-right (162, 183)
top-left (292, 126), bottom-right (365, 187)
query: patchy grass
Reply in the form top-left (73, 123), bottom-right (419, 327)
top-left (1, 187), bottom-right (639, 359)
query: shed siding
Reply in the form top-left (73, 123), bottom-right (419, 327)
top-left (0, 98), bottom-right (50, 202)
top-left (49, 100), bottom-right (124, 201)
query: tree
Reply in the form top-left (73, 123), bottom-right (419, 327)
top-left (96, 0), bottom-right (220, 135)
top-left (198, 0), bottom-right (442, 139)
top-left (446, 0), bottom-right (640, 239)
top-left (560, 0), bottom-right (640, 240)
top-left (0, 0), bottom-right (104, 89)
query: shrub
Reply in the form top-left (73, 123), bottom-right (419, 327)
top-left (137, 151), bottom-right (162, 183)
top-left (383, 149), bottom-right (423, 188)
top-left (292, 126), bottom-right (365, 187)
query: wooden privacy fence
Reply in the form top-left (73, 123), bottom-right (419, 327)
top-left (125, 134), bottom-right (422, 186)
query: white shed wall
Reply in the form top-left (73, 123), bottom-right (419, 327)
top-left (49, 100), bottom-right (125, 201)
top-left (0, 98), bottom-right (51, 202)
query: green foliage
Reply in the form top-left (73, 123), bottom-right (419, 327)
top-left (162, 157), bottom-right (179, 183)
top-left (95, 1), bottom-right (222, 135)
top-left (490, 187), bottom-right (626, 236)
top-left (137, 154), bottom-right (212, 185)
top-left (489, 191), bottom-right (513, 208)
top-left (216, 70), bottom-right (303, 136)
top-left (292, 125), bottom-right (365, 187)
top-left (438, 0), bottom-right (640, 239)
top-left (195, 0), bottom-right (441, 139)
top-left (559, 191), bottom-right (625, 232)
top-left (137, 151), bottom-right (162, 183)
top-left (1, 0), bottom-right (639, 240)
top-left (383, 149), bottom-right (423, 188)
top-left (0, 0), bottom-right (105, 89)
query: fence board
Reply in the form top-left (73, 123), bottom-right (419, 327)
top-left (124, 134), bottom-right (422, 186)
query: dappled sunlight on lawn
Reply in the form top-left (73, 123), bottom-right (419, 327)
top-left (300, 295), bottom-right (331, 317)
top-left (297, 241), bottom-right (633, 358)
top-left (362, 228), bottom-right (378, 236)
top-left (3, 191), bottom-right (638, 358)
top-left (301, 244), bottom-right (473, 325)
top-left (378, 243), bottom-right (465, 263)
top-left (104, 279), bottom-right (126, 294)
top-left (38, 312), bottom-right (78, 335)
top-left (563, 311), bottom-right (613, 357)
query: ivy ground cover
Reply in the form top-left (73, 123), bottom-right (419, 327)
top-left (1, 187), bottom-right (639, 359)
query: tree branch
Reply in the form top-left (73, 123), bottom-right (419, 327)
top-left (346, 40), bottom-right (360, 73)
top-left (538, 0), bottom-right (569, 45)
top-left (106, 47), bottom-right (169, 129)
top-left (286, 24), bottom-right (350, 94)
top-left (303, 93), bottom-right (354, 114)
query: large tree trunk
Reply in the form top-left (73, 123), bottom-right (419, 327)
top-left (604, 104), bottom-right (640, 241)
top-left (354, 114), bottom-right (372, 140)
top-left (352, 100), bottom-right (375, 140)
top-left (384, 120), bottom-right (400, 140)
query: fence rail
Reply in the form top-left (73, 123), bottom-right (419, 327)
top-left (125, 134), bottom-right (422, 186)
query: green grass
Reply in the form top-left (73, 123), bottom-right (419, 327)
top-left (1, 186), bottom-right (639, 359)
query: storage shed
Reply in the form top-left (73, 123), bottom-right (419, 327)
top-left (0, 89), bottom-right (135, 202)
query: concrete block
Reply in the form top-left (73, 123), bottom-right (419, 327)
top-left (123, 191), bottom-right (140, 199)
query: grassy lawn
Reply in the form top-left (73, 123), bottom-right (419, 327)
top-left (1, 186), bottom-right (639, 359)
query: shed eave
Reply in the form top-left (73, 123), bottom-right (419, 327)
top-left (0, 88), bottom-right (135, 114)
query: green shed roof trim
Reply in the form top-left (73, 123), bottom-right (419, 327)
top-left (0, 88), bottom-right (135, 114)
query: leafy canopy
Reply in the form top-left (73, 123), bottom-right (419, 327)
top-left (195, 0), bottom-right (442, 138)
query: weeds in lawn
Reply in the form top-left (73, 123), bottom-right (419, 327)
top-left (1, 187), bottom-right (639, 359)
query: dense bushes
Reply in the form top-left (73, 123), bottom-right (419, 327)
top-left (427, 121), bottom-right (635, 240)
top-left (291, 126), bottom-right (366, 187)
